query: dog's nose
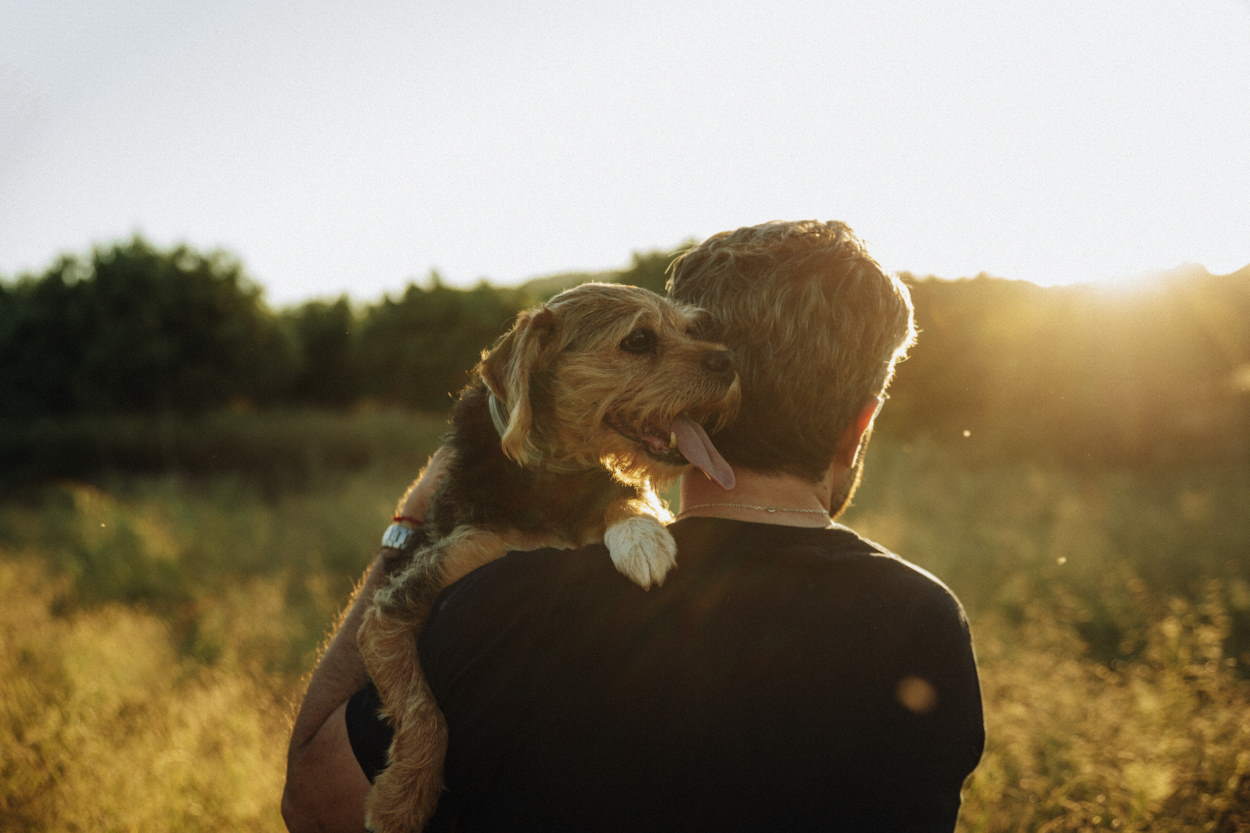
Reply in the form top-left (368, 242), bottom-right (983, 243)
top-left (701, 348), bottom-right (734, 376)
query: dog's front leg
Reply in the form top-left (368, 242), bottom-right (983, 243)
top-left (603, 498), bottom-right (678, 590)
top-left (358, 547), bottom-right (447, 833)
top-left (363, 669), bottom-right (446, 833)
top-left (358, 526), bottom-right (518, 833)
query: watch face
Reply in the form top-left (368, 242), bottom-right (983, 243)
top-left (381, 523), bottom-right (415, 551)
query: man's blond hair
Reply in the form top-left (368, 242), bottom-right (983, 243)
top-left (666, 220), bottom-right (916, 480)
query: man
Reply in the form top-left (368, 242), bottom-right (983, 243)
top-left (283, 220), bottom-right (984, 832)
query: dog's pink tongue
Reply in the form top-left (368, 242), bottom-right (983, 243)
top-left (672, 416), bottom-right (736, 491)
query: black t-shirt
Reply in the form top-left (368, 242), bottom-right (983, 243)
top-left (347, 518), bottom-right (984, 832)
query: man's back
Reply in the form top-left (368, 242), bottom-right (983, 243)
top-left (350, 518), bottom-right (983, 832)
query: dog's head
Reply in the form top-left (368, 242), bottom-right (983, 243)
top-left (478, 282), bottom-right (741, 488)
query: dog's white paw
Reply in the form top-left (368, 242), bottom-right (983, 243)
top-left (604, 516), bottom-right (677, 589)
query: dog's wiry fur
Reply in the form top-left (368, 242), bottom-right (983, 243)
top-left (357, 283), bottom-right (740, 832)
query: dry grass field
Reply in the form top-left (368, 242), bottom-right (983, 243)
top-left (2, 415), bottom-right (1248, 832)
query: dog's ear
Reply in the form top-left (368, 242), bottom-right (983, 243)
top-left (479, 306), bottom-right (557, 466)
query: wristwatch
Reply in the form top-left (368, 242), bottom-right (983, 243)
top-left (380, 522), bottom-right (423, 554)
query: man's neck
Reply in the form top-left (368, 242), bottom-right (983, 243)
top-left (677, 464), bottom-right (842, 528)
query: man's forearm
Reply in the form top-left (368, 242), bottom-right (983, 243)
top-left (288, 554), bottom-right (389, 753)
top-left (283, 553), bottom-right (396, 833)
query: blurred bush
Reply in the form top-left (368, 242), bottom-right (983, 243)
top-left (3, 236), bottom-right (1248, 479)
top-left (0, 409), bottom-right (445, 490)
top-left (889, 270), bottom-right (1250, 466)
top-left (0, 237), bottom-right (293, 416)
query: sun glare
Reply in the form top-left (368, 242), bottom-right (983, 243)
top-left (1079, 270), bottom-right (1166, 295)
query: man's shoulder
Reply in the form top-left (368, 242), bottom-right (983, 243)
top-left (432, 519), bottom-right (963, 620)
top-left (741, 522), bottom-right (971, 634)
top-left (453, 542), bottom-right (617, 589)
top-left (688, 518), bottom-right (962, 600)
top-left (427, 542), bottom-right (623, 624)
top-left (857, 543), bottom-right (965, 609)
top-left (839, 540), bottom-right (970, 629)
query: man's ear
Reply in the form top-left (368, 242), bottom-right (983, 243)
top-left (834, 397), bottom-right (883, 468)
top-left (478, 307), bottom-right (557, 466)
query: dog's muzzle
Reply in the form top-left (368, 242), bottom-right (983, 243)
top-left (604, 413), bottom-right (736, 490)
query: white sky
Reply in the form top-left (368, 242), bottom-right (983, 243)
top-left (2, 0), bottom-right (1248, 305)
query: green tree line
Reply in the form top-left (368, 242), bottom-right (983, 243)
top-left (3, 236), bottom-right (1248, 466)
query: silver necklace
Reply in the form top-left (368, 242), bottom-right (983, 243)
top-left (675, 502), bottom-right (830, 520)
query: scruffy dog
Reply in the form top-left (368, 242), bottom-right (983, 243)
top-left (357, 282), bottom-right (740, 832)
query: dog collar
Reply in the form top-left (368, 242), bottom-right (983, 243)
top-left (486, 389), bottom-right (589, 473)
top-left (487, 391), bottom-right (510, 438)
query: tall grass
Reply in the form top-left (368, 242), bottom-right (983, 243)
top-left (0, 560), bottom-right (290, 832)
top-left (1, 414), bottom-right (1248, 831)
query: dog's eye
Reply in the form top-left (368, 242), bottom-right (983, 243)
top-left (619, 327), bottom-right (657, 354)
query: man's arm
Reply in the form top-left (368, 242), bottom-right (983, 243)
top-left (282, 556), bottom-right (389, 833)
top-left (282, 449), bottom-right (450, 833)
top-left (894, 589), bottom-right (985, 832)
